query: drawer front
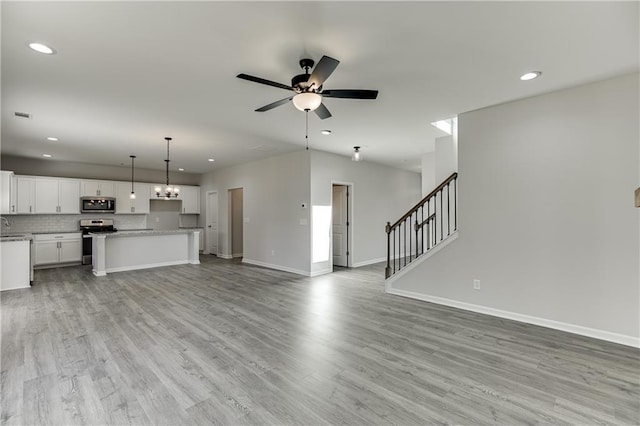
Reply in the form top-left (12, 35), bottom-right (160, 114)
top-left (35, 233), bottom-right (82, 242)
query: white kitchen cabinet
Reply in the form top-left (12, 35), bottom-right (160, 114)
top-left (34, 177), bottom-right (80, 214)
top-left (115, 182), bottom-right (150, 214)
top-left (81, 180), bottom-right (115, 197)
top-left (16, 177), bottom-right (36, 214)
top-left (1, 171), bottom-right (17, 215)
top-left (180, 186), bottom-right (200, 214)
top-left (34, 233), bottom-right (82, 266)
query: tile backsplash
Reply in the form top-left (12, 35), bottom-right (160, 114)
top-left (1, 214), bottom-right (147, 234)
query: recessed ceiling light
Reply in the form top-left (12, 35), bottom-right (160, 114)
top-left (42, 154), bottom-right (52, 158)
top-left (321, 130), bottom-right (332, 135)
top-left (47, 137), bottom-right (59, 141)
top-left (208, 158), bottom-right (215, 162)
top-left (28, 42), bottom-right (56, 55)
top-left (178, 168), bottom-right (185, 171)
top-left (520, 71), bottom-right (542, 81)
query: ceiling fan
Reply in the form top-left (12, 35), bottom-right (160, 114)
top-left (236, 55), bottom-right (378, 120)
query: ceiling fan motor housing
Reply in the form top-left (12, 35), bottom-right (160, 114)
top-left (292, 73), bottom-right (315, 92)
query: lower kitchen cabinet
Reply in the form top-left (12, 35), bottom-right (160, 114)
top-left (34, 233), bottom-right (82, 266)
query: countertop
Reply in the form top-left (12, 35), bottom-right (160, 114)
top-left (0, 233), bottom-right (34, 242)
top-left (91, 229), bottom-right (199, 238)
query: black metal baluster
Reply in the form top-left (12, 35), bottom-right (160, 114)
top-left (454, 177), bottom-right (457, 231)
top-left (447, 183), bottom-right (450, 237)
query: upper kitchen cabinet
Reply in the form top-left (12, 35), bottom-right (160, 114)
top-left (115, 182), bottom-right (150, 214)
top-left (34, 177), bottom-right (80, 214)
top-left (16, 177), bottom-right (35, 214)
top-left (81, 180), bottom-right (115, 197)
top-left (180, 186), bottom-right (200, 214)
top-left (1, 171), bottom-right (17, 215)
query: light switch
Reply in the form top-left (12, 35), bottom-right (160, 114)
top-left (299, 218), bottom-right (308, 226)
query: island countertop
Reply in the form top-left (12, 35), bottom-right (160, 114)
top-left (90, 229), bottom-right (201, 238)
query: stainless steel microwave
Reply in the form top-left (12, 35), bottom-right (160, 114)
top-left (80, 197), bottom-right (116, 213)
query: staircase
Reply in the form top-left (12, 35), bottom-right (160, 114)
top-left (385, 172), bottom-right (458, 279)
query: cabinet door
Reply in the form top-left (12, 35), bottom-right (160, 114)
top-left (98, 182), bottom-right (115, 197)
top-left (133, 183), bottom-right (150, 214)
top-left (181, 186), bottom-right (200, 214)
top-left (9, 174), bottom-right (17, 214)
top-left (0, 171), bottom-right (14, 215)
top-left (58, 179), bottom-right (80, 214)
top-left (59, 239), bottom-right (82, 263)
top-left (81, 180), bottom-right (101, 197)
top-left (115, 182), bottom-right (133, 214)
top-left (34, 178), bottom-right (59, 213)
top-left (16, 177), bottom-right (35, 214)
top-left (34, 241), bottom-right (59, 265)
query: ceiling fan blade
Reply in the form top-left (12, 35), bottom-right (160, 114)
top-left (237, 73), bottom-right (293, 91)
top-left (308, 56), bottom-right (340, 89)
top-left (255, 96), bottom-right (293, 112)
top-left (314, 102), bottom-right (332, 120)
top-left (322, 89), bottom-right (379, 100)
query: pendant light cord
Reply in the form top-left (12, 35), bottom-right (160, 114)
top-left (130, 155), bottom-right (135, 193)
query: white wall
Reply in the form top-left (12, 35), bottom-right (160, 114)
top-left (421, 152), bottom-right (435, 197)
top-left (310, 150), bottom-right (422, 274)
top-left (389, 73), bottom-right (640, 345)
top-left (198, 150), bottom-right (311, 275)
top-left (435, 135), bottom-right (458, 183)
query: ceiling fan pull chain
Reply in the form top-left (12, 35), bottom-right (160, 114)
top-left (305, 110), bottom-right (309, 150)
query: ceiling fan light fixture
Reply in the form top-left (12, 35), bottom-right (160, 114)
top-left (292, 92), bottom-right (322, 112)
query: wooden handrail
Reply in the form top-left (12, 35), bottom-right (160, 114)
top-left (387, 172), bottom-right (457, 231)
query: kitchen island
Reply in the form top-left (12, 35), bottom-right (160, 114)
top-left (92, 229), bottom-right (200, 276)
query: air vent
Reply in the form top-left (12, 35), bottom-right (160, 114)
top-left (14, 112), bottom-right (32, 119)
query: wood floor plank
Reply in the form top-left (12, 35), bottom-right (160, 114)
top-left (1, 256), bottom-right (638, 424)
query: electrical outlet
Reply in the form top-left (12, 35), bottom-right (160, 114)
top-left (473, 279), bottom-right (481, 290)
top-left (271, 250), bottom-right (275, 256)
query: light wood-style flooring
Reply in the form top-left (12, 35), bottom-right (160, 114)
top-left (1, 256), bottom-right (638, 425)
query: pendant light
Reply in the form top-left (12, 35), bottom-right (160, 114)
top-left (129, 155), bottom-right (136, 199)
top-left (154, 137), bottom-right (180, 198)
top-left (352, 146), bottom-right (362, 162)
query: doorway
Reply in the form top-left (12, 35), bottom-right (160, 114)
top-left (332, 184), bottom-right (352, 268)
top-left (206, 191), bottom-right (218, 255)
top-left (229, 188), bottom-right (244, 258)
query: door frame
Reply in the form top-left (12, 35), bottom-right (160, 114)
top-left (205, 190), bottom-right (218, 255)
top-left (331, 181), bottom-right (354, 268)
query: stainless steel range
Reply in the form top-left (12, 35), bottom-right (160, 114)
top-left (80, 219), bottom-right (117, 265)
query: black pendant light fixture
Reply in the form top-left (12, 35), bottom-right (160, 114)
top-left (129, 155), bottom-right (136, 199)
top-left (154, 137), bottom-right (180, 198)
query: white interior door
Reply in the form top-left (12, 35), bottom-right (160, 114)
top-left (206, 191), bottom-right (218, 255)
top-left (332, 185), bottom-right (349, 267)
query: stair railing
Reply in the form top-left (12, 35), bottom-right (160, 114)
top-left (385, 172), bottom-right (457, 279)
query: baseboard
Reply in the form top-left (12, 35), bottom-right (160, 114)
top-left (232, 253), bottom-right (243, 258)
top-left (217, 254), bottom-right (233, 259)
top-left (242, 258), bottom-right (310, 277)
top-left (352, 257), bottom-right (386, 268)
top-left (385, 287), bottom-right (640, 348)
top-left (97, 259), bottom-right (192, 275)
top-left (310, 268), bottom-right (332, 277)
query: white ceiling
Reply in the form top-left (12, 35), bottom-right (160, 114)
top-left (2, 1), bottom-right (638, 174)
